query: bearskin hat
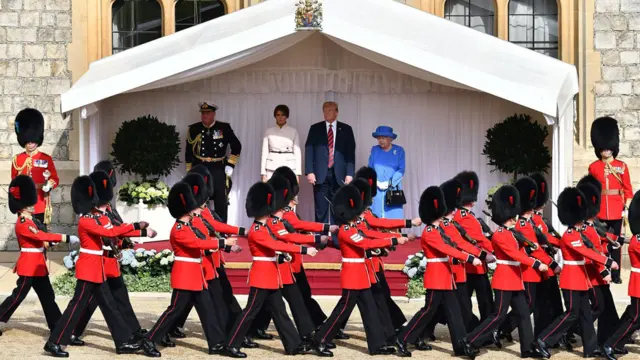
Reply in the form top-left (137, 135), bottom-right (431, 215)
top-left (89, 170), bottom-right (114, 205)
top-left (93, 160), bottom-right (117, 187)
top-left (557, 187), bottom-right (588, 227)
top-left (14, 108), bottom-right (45, 148)
top-left (188, 165), bottom-right (214, 198)
top-left (454, 171), bottom-right (479, 205)
top-left (71, 175), bottom-right (98, 215)
top-left (591, 116), bottom-right (620, 159)
top-left (182, 173), bottom-right (208, 206)
top-left (272, 166), bottom-right (299, 197)
top-left (351, 178), bottom-right (373, 207)
top-left (267, 175), bottom-right (293, 211)
top-left (355, 166), bottom-right (378, 197)
top-left (168, 181), bottom-right (199, 219)
top-left (419, 186), bottom-right (447, 224)
top-left (440, 179), bottom-right (463, 215)
top-left (576, 183), bottom-right (600, 220)
top-left (491, 185), bottom-right (521, 225)
top-left (514, 177), bottom-right (538, 214)
top-left (529, 172), bottom-right (549, 209)
top-left (8, 175), bottom-right (38, 214)
top-left (332, 185), bottom-right (363, 225)
top-left (627, 191), bottom-right (640, 235)
top-left (246, 182), bottom-right (277, 218)
top-left (577, 174), bottom-right (602, 193)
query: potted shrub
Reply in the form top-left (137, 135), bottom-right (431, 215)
top-left (111, 114), bottom-right (181, 241)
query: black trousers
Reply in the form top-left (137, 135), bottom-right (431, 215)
top-left (500, 282), bottom-right (537, 334)
top-left (314, 288), bottom-right (386, 354)
top-left (398, 289), bottom-right (465, 353)
top-left (376, 270), bottom-right (407, 329)
top-left (199, 163), bottom-right (229, 222)
top-left (73, 275), bottom-right (142, 337)
top-left (337, 281), bottom-right (397, 342)
top-left (225, 287), bottom-right (301, 352)
top-left (466, 273), bottom-right (494, 324)
top-left (218, 265), bottom-right (242, 328)
top-left (313, 168), bottom-right (339, 248)
top-left (534, 275), bottom-right (564, 338)
top-left (465, 289), bottom-right (534, 354)
top-left (251, 283), bottom-right (315, 337)
top-left (423, 283), bottom-right (476, 341)
top-left (539, 289), bottom-right (598, 354)
top-left (600, 218), bottom-right (623, 280)
top-left (146, 288), bottom-right (225, 348)
top-left (0, 275), bottom-right (61, 331)
top-left (173, 278), bottom-right (229, 334)
top-left (48, 279), bottom-right (133, 347)
top-left (591, 285), bottom-right (620, 346)
top-left (294, 268), bottom-right (327, 328)
top-left (605, 297), bottom-right (640, 348)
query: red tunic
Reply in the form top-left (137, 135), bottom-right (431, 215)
top-left (200, 207), bottom-right (245, 269)
top-left (421, 225), bottom-right (474, 290)
top-left (628, 234), bottom-right (640, 298)
top-left (453, 208), bottom-right (493, 275)
top-left (531, 212), bottom-right (562, 278)
top-left (247, 221), bottom-right (307, 289)
top-left (267, 216), bottom-right (317, 285)
top-left (441, 219), bottom-right (483, 284)
top-left (13, 215), bottom-right (67, 277)
top-left (355, 219), bottom-right (400, 275)
top-left (192, 214), bottom-right (219, 281)
top-left (281, 206), bottom-right (329, 273)
top-left (558, 228), bottom-right (612, 291)
top-left (582, 223), bottom-right (610, 287)
top-left (11, 151), bottom-right (59, 216)
top-left (75, 213), bottom-right (145, 284)
top-left (516, 218), bottom-right (555, 283)
top-left (169, 220), bottom-right (224, 291)
top-left (588, 159), bottom-right (633, 220)
top-left (490, 227), bottom-right (540, 291)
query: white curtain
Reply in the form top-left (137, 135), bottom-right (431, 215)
top-left (89, 34), bottom-right (545, 229)
top-left (445, 0), bottom-right (495, 35)
top-left (508, 0), bottom-right (558, 58)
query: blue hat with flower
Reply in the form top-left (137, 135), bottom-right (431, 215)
top-left (372, 125), bottom-right (397, 139)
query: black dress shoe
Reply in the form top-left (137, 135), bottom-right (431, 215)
top-left (395, 339), bottom-right (412, 357)
top-left (521, 348), bottom-right (545, 358)
top-left (133, 328), bottom-right (149, 340)
top-left (223, 346), bottom-right (247, 358)
top-left (142, 339), bottom-right (161, 357)
top-left (458, 339), bottom-right (477, 360)
top-left (492, 329), bottom-right (503, 349)
top-left (560, 334), bottom-right (573, 352)
top-left (242, 337), bottom-right (259, 349)
top-left (69, 335), bottom-right (85, 346)
top-left (602, 345), bottom-right (617, 360)
top-left (535, 339), bottom-right (551, 359)
top-left (313, 342), bottom-right (334, 357)
top-left (43, 341), bottom-right (69, 358)
top-left (370, 346), bottom-right (396, 355)
top-left (584, 349), bottom-right (605, 358)
top-left (169, 328), bottom-right (186, 339)
top-left (413, 339), bottom-right (432, 351)
top-left (209, 344), bottom-right (224, 355)
top-left (116, 339), bottom-right (141, 354)
top-left (335, 329), bottom-right (349, 340)
top-left (160, 333), bottom-right (175, 347)
top-left (613, 278), bottom-right (623, 284)
top-left (325, 342), bottom-right (336, 349)
top-left (253, 329), bottom-right (273, 340)
top-left (613, 347), bottom-right (628, 355)
top-left (501, 330), bottom-right (514, 342)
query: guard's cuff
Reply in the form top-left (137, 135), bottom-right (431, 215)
top-left (322, 224), bottom-right (330, 233)
top-left (314, 235), bottom-right (322, 247)
top-left (204, 250), bottom-right (212, 256)
top-left (525, 246), bottom-right (533, 255)
top-left (217, 239), bottom-right (225, 249)
top-left (466, 255), bottom-right (475, 264)
top-left (605, 258), bottom-right (614, 268)
top-left (600, 269), bottom-right (611, 278)
top-left (479, 250), bottom-right (488, 261)
top-left (365, 249), bottom-right (373, 258)
top-left (133, 222), bottom-right (141, 230)
top-left (391, 237), bottom-right (399, 246)
top-left (238, 227), bottom-right (246, 236)
top-left (549, 261), bottom-right (559, 271)
top-left (63, 235), bottom-right (69, 243)
top-left (300, 246), bottom-right (308, 255)
top-left (405, 219), bottom-right (412, 228)
top-left (140, 229), bottom-right (148, 237)
top-left (617, 236), bottom-right (625, 244)
top-left (224, 245), bottom-right (232, 253)
top-left (532, 260), bottom-right (541, 270)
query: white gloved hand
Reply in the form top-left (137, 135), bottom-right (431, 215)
top-left (225, 166), bottom-right (234, 177)
top-left (68, 235), bottom-right (80, 249)
top-left (42, 184), bottom-right (51, 193)
top-left (377, 181), bottom-right (389, 190)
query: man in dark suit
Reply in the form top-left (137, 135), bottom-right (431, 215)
top-left (305, 101), bottom-right (356, 239)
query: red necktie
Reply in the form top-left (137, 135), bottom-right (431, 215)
top-left (328, 124), bottom-right (334, 168)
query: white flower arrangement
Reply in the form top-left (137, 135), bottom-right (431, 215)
top-left (61, 247), bottom-right (175, 276)
top-left (402, 250), bottom-right (426, 280)
top-left (118, 180), bottom-right (170, 206)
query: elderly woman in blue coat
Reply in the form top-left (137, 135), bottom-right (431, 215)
top-left (367, 126), bottom-right (406, 218)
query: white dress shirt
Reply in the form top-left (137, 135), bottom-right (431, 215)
top-left (325, 120), bottom-right (338, 156)
top-left (261, 123), bottom-right (302, 176)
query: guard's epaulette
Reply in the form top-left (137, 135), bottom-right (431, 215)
top-left (83, 213), bottom-right (94, 218)
top-left (284, 207), bottom-right (292, 212)
top-left (460, 209), bottom-right (467, 217)
top-left (343, 225), bottom-right (350, 231)
top-left (20, 217), bottom-right (26, 223)
top-left (176, 223), bottom-right (183, 230)
top-left (426, 226), bottom-right (432, 232)
top-left (254, 224), bottom-right (261, 231)
top-left (519, 219), bottom-right (526, 227)
top-left (497, 227), bottom-right (503, 232)
top-left (271, 218), bottom-right (278, 224)
top-left (442, 219), bottom-right (449, 225)
top-left (356, 220), bottom-right (362, 224)
top-left (567, 228), bottom-right (573, 233)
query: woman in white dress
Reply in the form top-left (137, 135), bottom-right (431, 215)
top-left (260, 105), bottom-right (302, 183)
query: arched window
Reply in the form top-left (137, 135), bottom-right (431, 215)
top-left (175, 0), bottom-right (226, 32)
top-left (112, 0), bottom-right (162, 54)
top-left (444, 0), bottom-right (495, 35)
top-left (508, 0), bottom-right (559, 58)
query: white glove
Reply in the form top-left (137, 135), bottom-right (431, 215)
top-left (68, 235), bottom-right (80, 249)
top-left (42, 184), bottom-right (51, 193)
top-left (377, 181), bottom-right (389, 190)
top-left (225, 166), bottom-right (234, 177)
top-left (623, 210), bottom-right (628, 218)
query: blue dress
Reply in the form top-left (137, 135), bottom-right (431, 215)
top-left (368, 144), bottom-right (406, 219)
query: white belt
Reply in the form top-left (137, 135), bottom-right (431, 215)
top-left (563, 260), bottom-right (586, 266)
top-left (20, 248), bottom-right (44, 253)
top-left (631, 267), bottom-right (640, 273)
top-left (174, 256), bottom-right (202, 263)
top-left (80, 248), bottom-right (103, 256)
top-left (342, 258), bottom-right (365, 263)
top-left (426, 257), bottom-right (449, 263)
top-left (102, 246), bottom-right (112, 251)
top-left (496, 259), bottom-right (520, 266)
top-left (253, 256), bottom-right (277, 262)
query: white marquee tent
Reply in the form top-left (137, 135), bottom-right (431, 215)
top-left (61, 0), bottom-right (578, 231)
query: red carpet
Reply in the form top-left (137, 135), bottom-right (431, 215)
top-left (136, 238), bottom-right (419, 296)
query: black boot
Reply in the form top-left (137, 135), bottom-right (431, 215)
top-left (492, 329), bottom-right (503, 349)
top-left (395, 339), bottom-right (412, 357)
top-left (209, 343), bottom-right (224, 355)
top-left (602, 345), bottom-right (617, 360)
top-left (560, 334), bottom-right (573, 352)
top-left (116, 336), bottom-right (142, 354)
top-left (142, 339), bottom-right (161, 357)
top-left (133, 328), bottom-right (148, 341)
top-left (335, 329), bottom-right (349, 340)
top-left (370, 346), bottom-right (396, 355)
top-left (223, 346), bottom-right (247, 358)
top-left (458, 339), bottom-right (477, 360)
top-left (160, 333), bottom-right (175, 347)
top-left (535, 339), bottom-right (551, 359)
top-left (413, 339), bottom-right (432, 351)
top-left (253, 329), bottom-right (273, 340)
top-left (499, 329), bottom-right (513, 342)
top-left (521, 347), bottom-right (545, 358)
top-left (312, 342), bottom-right (334, 357)
top-left (242, 337), bottom-right (259, 349)
top-left (613, 347), bottom-right (628, 355)
top-left (584, 349), bottom-right (605, 358)
top-left (169, 328), bottom-right (186, 339)
top-left (325, 342), bottom-right (336, 349)
top-left (69, 335), bottom-right (85, 346)
top-left (43, 341), bottom-right (69, 358)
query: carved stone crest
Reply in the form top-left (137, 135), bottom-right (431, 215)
top-left (295, 0), bottom-right (322, 31)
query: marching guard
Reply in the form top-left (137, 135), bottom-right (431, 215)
top-left (185, 102), bottom-right (242, 222)
top-left (0, 176), bottom-right (79, 336)
top-left (12, 108), bottom-right (59, 230)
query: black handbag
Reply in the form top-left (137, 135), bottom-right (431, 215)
top-left (385, 185), bottom-right (406, 206)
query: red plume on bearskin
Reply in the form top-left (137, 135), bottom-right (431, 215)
top-left (576, 182), bottom-right (600, 219)
top-left (71, 176), bottom-right (99, 215)
top-left (272, 166), bottom-right (299, 197)
top-left (188, 165), bottom-right (214, 199)
top-left (440, 179), bottom-right (463, 215)
top-left (267, 175), bottom-right (293, 211)
top-left (89, 170), bottom-right (114, 205)
top-left (93, 160), bottom-right (117, 187)
top-left (454, 171), bottom-right (479, 205)
top-left (8, 175), bottom-right (37, 214)
top-left (246, 182), bottom-right (276, 218)
top-left (490, 185), bottom-right (520, 225)
top-left (529, 172), bottom-right (549, 209)
top-left (332, 184), bottom-right (363, 225)
top-left (355, 166), bottom-right (378, 197)
top-left (168, 181), bottom-right (199, 219)
top-left (182, 173), bottom-right (208, 206)
top-left (351, 178), bottom-right (373, 207)
top-left (419, 186), bottom-right (446, 224)
top-left (557, 187), bottom-right (588, 226)
top-left (514, 177), bottom-right (537, 213)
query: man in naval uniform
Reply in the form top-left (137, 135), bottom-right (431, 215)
top-left (185, 102), bottom-right (242, 222)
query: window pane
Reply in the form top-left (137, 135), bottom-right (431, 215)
top-left (445, 0), bottom-right (495, 35)
top-left (508, 0), bottom-right (558, 58)
top-left (112, 0), bottom-right (162, 53)
top-left (175, 0), bottom-right (226, 32)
